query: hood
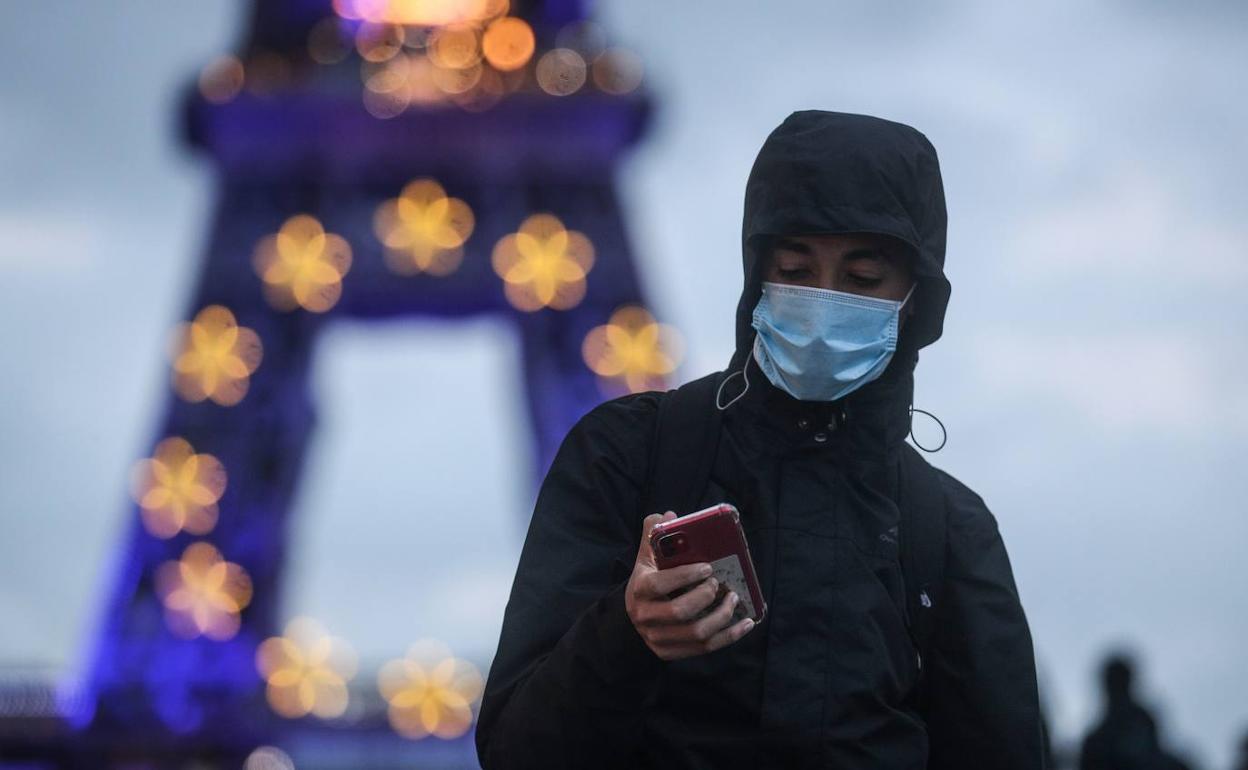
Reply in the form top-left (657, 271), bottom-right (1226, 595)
top-left (726, 110), bottom-right (953, 454)
top-left (728, 111), bottom-right (948, 454)
top-left (732, 110), bottom-right (951, 370)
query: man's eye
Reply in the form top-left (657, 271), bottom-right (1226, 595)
top-left (776, 268), bottom-right (811, 279)
top-left (848, 274), bottom-right (883, 288)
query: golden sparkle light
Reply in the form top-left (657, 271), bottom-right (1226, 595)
top-left (256, 617), bottom-right (358, 720)
top-left (375, 179), bottom-right (475, 275)
top-left (431, 60), bottom-right (483, 94)
top-left (428, 24), bottom-right (481, 69)
top-left (355, 22), bottom-right (406, 63)
top-left (334, 0), bottom-right (508, 27)
top-left (155, 542), bottom-right (253, 641)
top-left (171, 305), bottom-right (263, 407)
top-left (378, 639), bottom-right (484, 740)
top-left (481, 16), bottom-right (534, 72)
top-left (449, 65), bottom-right (505, 112)
top-left (492, 214), bottom-right (595, 311)
top-left (252, 214), bottom-right (353, 313)
top-left (129, 437), bottom-right (226, 539)
top-left (582, 305), bottom-right (683, 393)
top-left (363, 52), bottom-right (448, 118)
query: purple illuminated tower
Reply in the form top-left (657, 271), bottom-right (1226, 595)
top-left (63, 0), bottom-right (658, 764)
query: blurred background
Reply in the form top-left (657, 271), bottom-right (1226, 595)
top-left (1, 1), bottom-right (1245, 768)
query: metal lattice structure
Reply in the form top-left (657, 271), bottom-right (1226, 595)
top-left (9, 1), bottom-right (663, 764)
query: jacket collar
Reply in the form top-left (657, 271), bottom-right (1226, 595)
top-left (721, 341), bottom-right (916, 464)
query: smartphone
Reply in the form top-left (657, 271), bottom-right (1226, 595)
top-left (649, 503), bottom-right (767, 625)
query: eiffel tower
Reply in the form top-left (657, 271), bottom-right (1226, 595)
top-left (21, 0), bottom-right (663, 764)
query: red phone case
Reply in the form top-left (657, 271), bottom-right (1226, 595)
top-left (649, 503), bottom-right (767, 625)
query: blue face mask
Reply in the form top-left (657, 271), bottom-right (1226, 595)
top-left (751, 280), bottom-right (917, 402)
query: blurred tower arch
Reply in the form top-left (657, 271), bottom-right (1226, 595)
top-left (76, 0), bottom-right (664, 760)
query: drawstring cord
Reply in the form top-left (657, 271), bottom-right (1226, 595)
top-left (908, 406), bottom-right (947, 452)
top-left (717, 336), bottom-right (946, 453)
top-left (716, 349), bottom-right (754, 411)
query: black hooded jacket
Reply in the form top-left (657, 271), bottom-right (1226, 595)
top-left (476, 111), bottom-right (1044, 769)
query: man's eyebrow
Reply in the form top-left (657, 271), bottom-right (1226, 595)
top-left (843, 248), bottom-right (887, 262)
top-left (772, 237), bottom-right (813, 256)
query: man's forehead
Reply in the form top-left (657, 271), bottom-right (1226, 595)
top-left (773, 233), bottom-right (907, 261)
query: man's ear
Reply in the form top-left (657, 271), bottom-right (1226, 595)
top-left (899, 293), bottom-right (917, 331)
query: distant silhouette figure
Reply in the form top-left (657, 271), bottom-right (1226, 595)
top-left (1078, 653), bottom-right (1196, 770)
top-left (1233, 728), bottom-right (1248, 770)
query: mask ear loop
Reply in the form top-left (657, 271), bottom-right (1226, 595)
top-left (900, 281), bottom-right (918, 310)
top-left (716, 343), bottom-right (754, 411)
top-left (908, 405), bottom-right (947, 452)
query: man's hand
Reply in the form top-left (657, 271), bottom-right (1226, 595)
top-left (624, 511), bottom-right (756, 661)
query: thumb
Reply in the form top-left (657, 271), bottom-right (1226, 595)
top-left (637, 511), bottom-right (677, 567)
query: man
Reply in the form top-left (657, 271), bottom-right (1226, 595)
top-left (1079, 654), bottom-right (1194, 770)
top-left (476, 110), bottom-right (1044, 768)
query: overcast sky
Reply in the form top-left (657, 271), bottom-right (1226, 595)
top-left (1, 1), bottom-right (1245, 765)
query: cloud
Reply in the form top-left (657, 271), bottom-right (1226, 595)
top-left (0, 209), bottom-right (100, 273)
top-left (1003, 163), bottom-right (1248, 288)
top-left (421, 567), bottom-right (516, 658)
top-left (966, 329), bottom-right (1247, 436)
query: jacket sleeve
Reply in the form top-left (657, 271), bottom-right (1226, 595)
top-left (475, 401), bottom-right (667, 769)
top-left (924, 471), bottom-right (1046, 770)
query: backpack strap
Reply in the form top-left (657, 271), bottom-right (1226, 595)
top-left (897, 441), bottom-right (949, 697)
top-left (642, 371), bottom-right (727, 519)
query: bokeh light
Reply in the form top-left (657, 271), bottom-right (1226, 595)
top-left (491, 213), bottom-right (595, 311)
top-left (431, 61), bottom-right (483, 94)
top-left (451, 65), bottom-right (505, 111)
top-left (129, 437), bottom-right (226, 539)
top-left (536, 48), bottom-right (586, 97)
top-left (355, 22), bottom-right (407, 63)
top-left (198, 55), bottom-right (245, 104)
top-left (155, 542), bottom-right (253, 641)
top-left (377, 639), bottom-right (484, 740)
top-left (308, 17), bottom-right (352, 65)
top-left (362, 53), bottom-right (448, 117)
top-left (375, 179), bottom-right (475, 275)
top-left (582, 305), bottom-right (683, 393)
top-left (171, 305), bottom-right (263, 407)
top-left (244, 51), bottom-right (292, 95)
top-left (256, 617), bottom-right (358, 720)
top-left (428, 24), bottom-right (481, 69)
top-left (332, 2), bottom-right (628, 116)
top-left (243, 746), bottom-right (295, 770)
top-left (252, 214), bottom-right (353, 313)
top-left (591, 47), bottom-right (644, 95)
top-left (480, 16), bottom-right (534, 72)
top-left (334, 0), bottom-right (508, 27)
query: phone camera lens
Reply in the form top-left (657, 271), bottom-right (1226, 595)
top-left (657, 533), bottom-right (687, 558)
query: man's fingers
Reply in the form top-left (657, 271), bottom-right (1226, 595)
top-left (646, 562), bottom-right (713, 598)
top-left (689, 590), bottom-right (742, 641)
top-left (660, 577), bottom-right (720, 623)
top-left (701, 614), bottom-right (757, 653)
top-left (648, 614), bottom-right (757, 661)
top-left (645, 588), bottom-right (735, 643)
top-left (636, 511), bottom-right (677, 567)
